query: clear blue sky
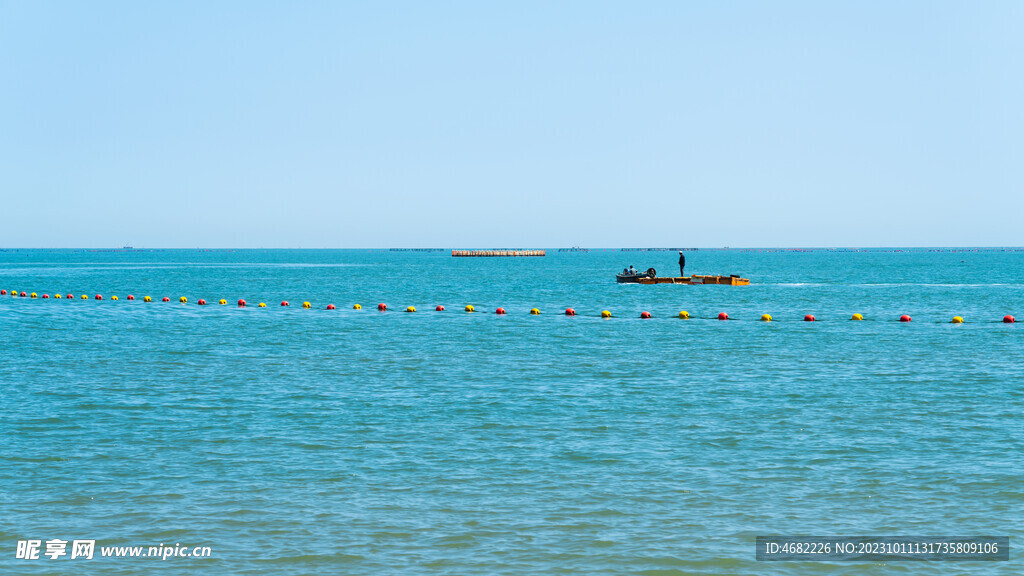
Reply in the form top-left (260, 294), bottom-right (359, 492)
top-left (2, 2), bottom-right (1021, 248)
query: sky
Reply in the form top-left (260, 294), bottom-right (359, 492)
top-left (1, 1), bottom-right (1021, 248)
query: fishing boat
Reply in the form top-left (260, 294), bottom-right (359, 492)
top-left (617, 269), bottom-right (749, 285)
top-left (616, 268), bottom-right (657, 282)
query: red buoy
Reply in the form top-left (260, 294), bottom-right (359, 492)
top-left (326, 304), bottom-right (336, 310)
top-left (435, 305), bottom-right (445, 311)
top-left (198, 299), bottom-right (207, 305)
top-left (804, 314), bottom-right (815, 322)
top-left (1, 290), bottom-right (6, 295)
top-left (127, 295), bottom-right (134, 300)
top-left (718, 312), bottom-right (729, 320)
top-left (900, 314), bottom-right (911, 322)
top-left (496, 307), bottom-right (506, 315)
top-left (281, 301), bottom-right (290, 307)
top-left (162, 297), bottom-right (170, 302)
top-left (1004, 315), bottom-right (1016, 323)
top-left (67, 294), bottom-right (74, 300)
top-left (377, 303), bottom-right (387, 311)
top-left (95, 294), bottom-right (102, 300)
top-left (565, 308), bottom-right (576, 316)
top-left (20, 292), bottom-right (27, 297)
top-left (640, 311), bottom-right (651, 318)
top-left (238, 299), bottom-right (246, 307)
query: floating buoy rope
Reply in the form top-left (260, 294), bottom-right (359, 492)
top-left (3, 292), bottom-right (1015, 325)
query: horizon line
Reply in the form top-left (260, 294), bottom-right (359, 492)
top-left (2, 246), bottom-right (1023, 251)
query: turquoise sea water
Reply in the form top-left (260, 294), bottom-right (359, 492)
top-left (1, 248), bottom-right (1021, 575)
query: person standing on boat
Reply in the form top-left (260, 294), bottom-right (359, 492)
top-left (678, 251), bottom-right (686, 277)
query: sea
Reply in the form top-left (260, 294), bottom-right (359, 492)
top-left (1, 248), bottom-right (1021, 575)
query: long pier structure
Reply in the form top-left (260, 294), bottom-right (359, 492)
top-left (452, 250), bottom-right (545, 257)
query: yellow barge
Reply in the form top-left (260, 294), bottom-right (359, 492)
top-left (636, 275), bottom-right (749, 285)
top-left (617, 270), bottom-right (749, 285)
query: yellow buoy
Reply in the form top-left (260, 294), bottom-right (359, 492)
top-left (353, 304), bottom-right (361, 310)
top-left (952, 316), bottom-right (964, 324)
top-left (81, 294), bottom-right (88, 299)
top-left (406, 306), bottom-right (416, 312)
top-left (179, 296), bottom-right (187, 303)
top-left (601, 310), bottom-right (612, 318)
top-left (678, 310), bottom-right (689, 319)
top-left (465, 305), bottom-right (475, 312)
top-left (144, 296), bottom-right (152, 302)
top-left (219, 299), bottom-right (227, 305)
top-left (851, 313), bottom-right (864, 321)
top-left (30, 292), bottom-right (37, 298)
top-left (303, 301), bottom-right (311, 308)
top-left (530, 308), bottom-right (540, 315)
top-left (55, 293), bottom-right (62, 299)
top-left (258, 302), bottom-right (267, 307)
top-left (111, 295), bottom-right (118, 300)
top-left (761, 314), bottom-right (772, 322)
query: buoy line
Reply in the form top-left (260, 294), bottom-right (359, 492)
top-left (1, 290), bottom-right (1017, 324)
